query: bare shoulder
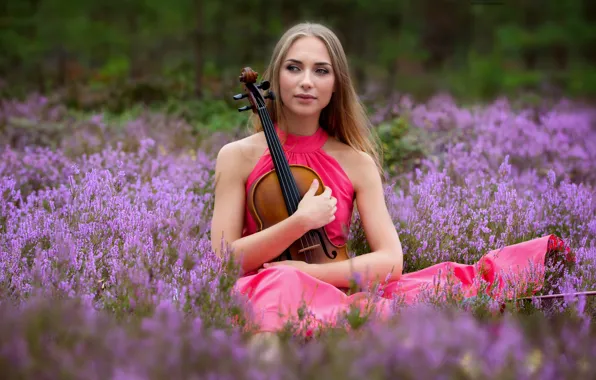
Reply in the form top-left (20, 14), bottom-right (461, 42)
top-left (323, 137), bottom-right (380, 192)
top-left (215, 132), bottom-right (266, 182)
top-left (216, 132), bottom-right (264, 161)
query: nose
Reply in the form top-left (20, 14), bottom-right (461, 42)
top-left (300, 70), bottom-right (314, 89)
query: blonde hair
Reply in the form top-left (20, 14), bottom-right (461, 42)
top-left (248, 22), bottom-right (384, 176)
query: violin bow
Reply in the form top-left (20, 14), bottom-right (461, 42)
top-left (517, 290), bottom-right (596, 301)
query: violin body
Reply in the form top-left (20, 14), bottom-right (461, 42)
top-left (247, 164), bottom-right (350, 264)
top-left (234, 66), bottom-right (350, 265)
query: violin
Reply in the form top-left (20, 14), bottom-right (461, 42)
top-left (233, 67), bottom-right (350, 265)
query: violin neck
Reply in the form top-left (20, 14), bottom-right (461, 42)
top-left (257, 107), bottom-right (302, 214)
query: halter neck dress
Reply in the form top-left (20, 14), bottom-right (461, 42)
top-left (233, 126), bottom-right (572, 334)
top-left (240, 125), bottom-right (354, 247)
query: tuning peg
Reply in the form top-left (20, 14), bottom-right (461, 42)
top-left (264, 91), bottom-right (275, 101)
top-left (238, 105), bottom-right (252, 112)
top-left (233, 93), bottom-right (248, 100)
top-left (258, 81), bottom-right (270, 91)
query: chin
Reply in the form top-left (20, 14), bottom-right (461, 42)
top-left (286, 107), bottom-right (321, 118)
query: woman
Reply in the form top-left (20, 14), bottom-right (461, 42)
top-left (210, 22), bottom-right (570, 336)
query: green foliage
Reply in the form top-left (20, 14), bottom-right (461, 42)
top-left (568, 65), bottom-right (596, 97)
top-left (162, 98), bottom-right (248, 134)
top-left (376, 115), bottom-right (428, 177)
top-left (96, 56), bottom-right (131, 81)
top-left (2, 0), bottom-right (596, 101)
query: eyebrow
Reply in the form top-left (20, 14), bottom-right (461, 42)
top-left (285, 58), bottom-right (332, 66)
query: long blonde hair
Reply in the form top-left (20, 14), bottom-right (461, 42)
top-left (248, 22), bottom-right (384, 176)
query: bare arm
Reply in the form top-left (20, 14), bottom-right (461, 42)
top-left (210, 142), bottom-right (309, 273)
top-left (266, 151), bottom-right (404, 288)
top-left (312, 152), bottom-right (403, 287)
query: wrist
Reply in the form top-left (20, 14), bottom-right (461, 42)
top-left (290, 211), bottom-right (311, 235)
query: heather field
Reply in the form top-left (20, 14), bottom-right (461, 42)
top-left (1, 92), bottom-right (596, 379)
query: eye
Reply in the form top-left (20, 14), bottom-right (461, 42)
top-left (286, 65), bottom-right (299, 72)
top-left (316, 68), bottom-right (330, 74)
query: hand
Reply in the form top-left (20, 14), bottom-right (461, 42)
top-left (295, 179), bottom-right (337, 231)
top-left (258, 260), bottom-right (317, 276)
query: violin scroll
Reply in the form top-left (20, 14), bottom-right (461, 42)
top-left (239, 67), bottom-right (258, 84)
top-left (233, 67), bottom-right (275, 112)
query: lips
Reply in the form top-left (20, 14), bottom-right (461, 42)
top-left (295, 94), bottom-right (316, 99)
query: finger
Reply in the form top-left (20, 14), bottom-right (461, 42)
top-left (330, 196), bottom-right (337, 206)
top-left (305, 179), bottom-right (319, 196)
top-left (321, 186), bottom-right (332, 198)
top-left (331, 205), bottom-right (337, 214)
top-left (329, 214), bottom-right (336, 222)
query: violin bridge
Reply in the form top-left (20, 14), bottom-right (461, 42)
top-left (298, 244), bottom-right (321, 253)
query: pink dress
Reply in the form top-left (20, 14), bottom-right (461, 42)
top-left (233, 126), bottom-right (572, 333)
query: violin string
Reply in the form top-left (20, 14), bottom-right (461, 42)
top-left (258, 106), bottom-right (315, 252)
top-left (259, 107), bottom-right (316, 262)
top-left (258, 105), bottom-right (317, 261)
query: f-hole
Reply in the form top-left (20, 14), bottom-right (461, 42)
top-left (313, 229), bottom-right (338, 259)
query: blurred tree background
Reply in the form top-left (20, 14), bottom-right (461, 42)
top-left (1, 0), bottom-right (595, 111)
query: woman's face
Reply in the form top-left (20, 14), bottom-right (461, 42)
top-left (278, 36), bottom-right (336, 120)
